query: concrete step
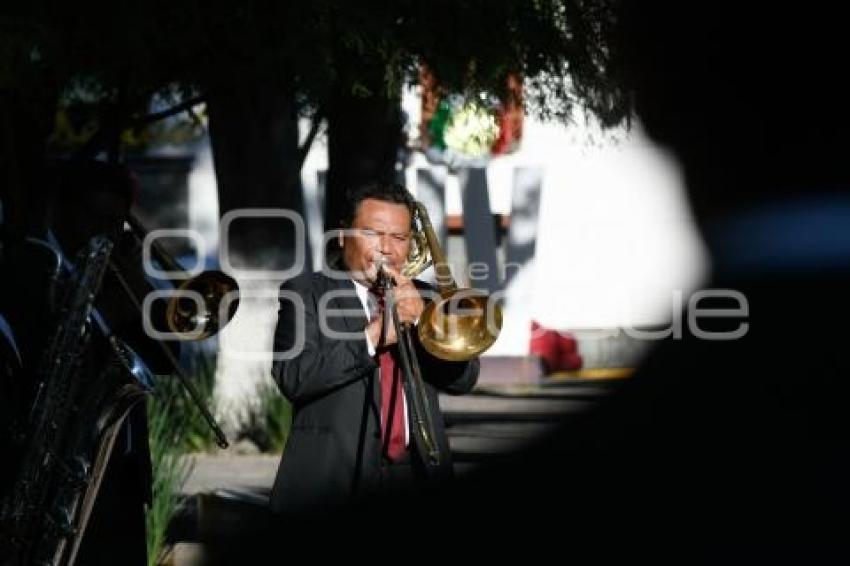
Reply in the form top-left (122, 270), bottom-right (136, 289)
top-left (440, 394), bottom-right (587, 418)
top-left (181, 453), bottom-right (279, 496)
top-left (448, 421), bottom-right (558, 472)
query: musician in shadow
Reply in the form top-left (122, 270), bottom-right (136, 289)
top-left (43, 161), bottom-right (179, 566)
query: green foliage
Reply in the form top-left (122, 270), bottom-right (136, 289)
top-left (145, 393), bottom-right (192, 566)
top-left (50, 101), bottom-right (207, 152)
top-left (144, 348), bottom-right (218, 566)
top-left (236, 380), bottom-right (292, 454)
top-left (168, 350), bottom-right (220, 454)
top-left (2, 1), bottom-right (632, 147)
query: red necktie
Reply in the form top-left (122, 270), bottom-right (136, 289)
top-left (374, 292), bottom-right (406, 461)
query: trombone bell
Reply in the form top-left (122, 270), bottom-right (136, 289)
top-left (417, 290), bottom-right (502, 362)
top-left (166, 270), bottom-right (239, 340)
top-left (127, 214), bottom-right (239, 341)
top-left (402, 201), bottom-right (503, 362)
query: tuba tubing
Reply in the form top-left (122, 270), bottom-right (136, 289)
top-left (0, 236), bottom-right (152, 566)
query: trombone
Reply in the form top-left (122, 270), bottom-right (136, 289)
top-left (126, 214), bottom-right (239, 340)
top-left (405, 201), bottom-right (503, 361)
top-left (107, 214), bottom-right (239, 448)
top-left (378, 200), bottom-right (503, 468)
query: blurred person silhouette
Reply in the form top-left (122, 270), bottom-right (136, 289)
top-left (53, 160), bottom-right (178, 566)
top-left (1, 160), bottom-right (178, 565)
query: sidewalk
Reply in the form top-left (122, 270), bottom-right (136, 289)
top-left (181, 379), bottom-right (616, 494)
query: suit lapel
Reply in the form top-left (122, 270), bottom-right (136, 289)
top-left (328, 277), bottom-right (369, 334)
top-left (324, 275), bottom-right (382, 431)
top-left (323, 274), bottom-right (443, 466)
top-left (317, 275), bottom-right (368, 333)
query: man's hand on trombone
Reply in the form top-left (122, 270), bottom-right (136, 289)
top-left (365, 262), bottom-right (424, 348)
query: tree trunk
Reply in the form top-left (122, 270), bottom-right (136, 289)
top-left (207, 79), bottom-right (308, 272)
top-left (325, 89), bottom-right (404, 234)
top-left (0, 89), bottom-right (57, 239)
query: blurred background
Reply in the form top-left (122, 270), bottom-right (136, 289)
top-left (0, 2), bottom-right (709, 427)
top-left (0, 3), bottom-right (713, 562)
top-left (154, 88), bottom-right (708, 427)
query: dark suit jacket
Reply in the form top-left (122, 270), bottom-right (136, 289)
top-left (268, 270), bottom-right (479, 515)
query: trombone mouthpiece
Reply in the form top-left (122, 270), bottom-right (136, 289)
top-left (374, 257), bottom-right (391, 289)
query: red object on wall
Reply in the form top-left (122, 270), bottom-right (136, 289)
top-left (529, 321), bottom-right (583, 374)
top-left (491, 73), bottom-right (524, 155)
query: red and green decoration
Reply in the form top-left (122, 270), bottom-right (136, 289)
top-left (419, 66), bottom-right (523, 167)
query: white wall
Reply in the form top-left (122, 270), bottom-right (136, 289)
top-left (398, 89), bottom-right (708, 355)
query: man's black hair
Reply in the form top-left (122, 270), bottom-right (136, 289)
top-left (341, 182), bottom-right (414, 228)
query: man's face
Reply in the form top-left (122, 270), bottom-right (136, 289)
top-left (340, 198), bottom-right (412, 286)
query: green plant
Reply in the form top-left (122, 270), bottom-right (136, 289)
top-left (173, 349), bottom-right (219, 454)
top-left (145, 348), bottom-right (218, 566)
top-left (145, 387), bottom-right (192, 566)
top-left (236, 380), bottom-right (292, 454)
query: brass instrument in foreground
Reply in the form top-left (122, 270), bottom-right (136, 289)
top-left (119, 214), bottom-right (236, 449)
top-left (0, 236), bottom-right (153, 566)
top-left (0, 188), bottom-right (239, 565)
top-left (126, 215), bottom-right (238, 341)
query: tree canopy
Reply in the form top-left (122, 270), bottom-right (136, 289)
top-left (2, 0), bottom-right (629, 145)
top-left (1, 1), bottom-right (631, 240)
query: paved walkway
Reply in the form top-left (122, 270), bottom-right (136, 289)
top-left (180, 380), bottom-right (616, 495)
top-left (181, 453), bottom-right (278, 496)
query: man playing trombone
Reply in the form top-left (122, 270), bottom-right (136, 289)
top-left (269, 182), bottom-right (482, 516)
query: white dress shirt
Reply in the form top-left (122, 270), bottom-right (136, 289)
top-left (351, 279), bottom-right (410, 446)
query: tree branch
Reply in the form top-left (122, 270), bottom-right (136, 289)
top-left (297, 109), bottom-right (324, 169)
top-left (72, 94), bottom-right (206, 159)
top-left (132, 95), bottom-right (206, 127)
